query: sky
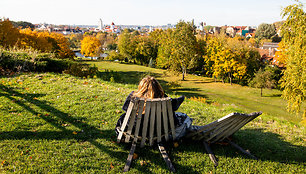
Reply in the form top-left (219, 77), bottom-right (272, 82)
top-left (1, 0), bottom-right (303, 26)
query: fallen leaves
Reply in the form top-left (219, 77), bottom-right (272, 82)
top-left (110, 162), bottom-right (114, 169)
top-left (72, 131), bottom-right (78, 135)
top-left (133, 153), bottom-right (138, 160)
top-left (140, 160), bottom-right (150, 166)
top-left (1, 160), bottom-right (8, 166)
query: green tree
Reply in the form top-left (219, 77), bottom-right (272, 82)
top-left (117, 29), bottom-right (137, 62)
top-left (255, 23), bottom-right (276, 39)
top-left (249, 68), bottom-right (276, 97)
top-left (156, 21), bottom-right (200, 80)
top-left (280, 1), bottom-right (305, 118)
top-left (11, 21), bottom-right (35, 29)
top-left (135, 36), bottom-right (157, 65)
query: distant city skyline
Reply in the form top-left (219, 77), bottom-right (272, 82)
top-left (1, 0), bottom-right (302, 26)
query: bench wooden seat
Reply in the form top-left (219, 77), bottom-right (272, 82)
top-left (117, 97), bottom-right (177, 172)
top-left (185, 112), bottom-right (262, 166)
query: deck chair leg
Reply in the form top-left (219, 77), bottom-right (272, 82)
top-left (123, 143), bottom-right (137, 172)
top-left (158, 143), bottom-right (176, 172)
top-left (203, 141), bottom-right (218, 167)
top-left (225, 139), bottom-right (258, 160)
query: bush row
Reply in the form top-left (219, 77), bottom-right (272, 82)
top-left (0, 50), bottom-right (97, 77)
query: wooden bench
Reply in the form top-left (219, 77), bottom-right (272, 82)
top-left (117, 97), bottom-right (177, 172)
top-left (185, 112), bottom-right (262, 166)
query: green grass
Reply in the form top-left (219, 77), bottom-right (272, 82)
top-left (0, 69), bottom-right (305, 173)
top-left (89, 61), bottom-right (304, 124)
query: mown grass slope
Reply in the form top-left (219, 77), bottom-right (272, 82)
top-left (89, 61), bottom-right (304, 123)
top-left (0, 72), bottom-right (305, 173)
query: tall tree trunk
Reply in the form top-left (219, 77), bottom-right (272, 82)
top-left (182, 66), bottom-right (185, 81)
top-left (261, 87), bottom-right (263, 97)
top-left (229, 72), bottom-right (232, 85)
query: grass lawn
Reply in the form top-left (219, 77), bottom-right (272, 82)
top-left (0, 68), bottom-right (305, 173)
top-left (89, 61), bottom-right (304, 124)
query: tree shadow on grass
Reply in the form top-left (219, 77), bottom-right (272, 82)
top-left (0, 84), bottom-right (198, 173)
top-left (97, 70), bottom-right (163, 85)
top-left (0, 84), bottom-right (125, 156)
top-left (262, 94), bottom-right (282, 97)
top-left (179, 128), bottom-right (305, 166)
top-left (96, 69), bottom-right (212, 103)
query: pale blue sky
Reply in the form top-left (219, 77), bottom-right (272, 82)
top-left (1, 0), bottom-right (303, 26)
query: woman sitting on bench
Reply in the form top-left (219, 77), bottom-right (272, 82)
top-left (115, 76), bottom-right (193, 140)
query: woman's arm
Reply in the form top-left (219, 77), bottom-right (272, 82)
top-left (171, 95), bottom-right (185, 111)
top-left (122, 91), bottom-right (134, 112)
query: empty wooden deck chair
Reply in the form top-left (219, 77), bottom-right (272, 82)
top-left (117, 97), bottom-right (177, 172)
top-left (185, 112), bottom-right (262, 167)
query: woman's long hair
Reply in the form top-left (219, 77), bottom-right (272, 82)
top-left (133, 76), bottom-right (164, 99)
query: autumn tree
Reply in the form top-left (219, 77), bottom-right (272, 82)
top-left (49, 32), bottom-right (74, 59)
top-left (279, 1), bottom-right (305, 118)
top-left (81, 36), bottom-right (102, 59)
top-left (274, 41), bottom-right (287, 66)
top-left (204, 35), bottom-right (260, 84)
top-left (19, 28), bottom-right (53, 52)
top-left (0, 19), bottom-right (20, 48)
top-left (212, 48), bottom-right (246, 84)
top-left (68, 33), bottom-right (83, 49)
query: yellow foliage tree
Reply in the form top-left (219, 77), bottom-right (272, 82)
top-left (280, 1), bottom-right (305, 119)
top-left (274, 41), bottom-right (286, 66)
top-left (81, 36), bottom-right (102, 59)
top-left (0, 19), bottom-right (20, 48)
top-left (49, 32), bottom-right (74, 59)
top-left (19, 28), bottom-right (53, 52)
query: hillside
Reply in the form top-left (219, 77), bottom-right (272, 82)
top-left (89, 61), bottom-right (304, 124)
top-left (0, 72), bottom-right (305, 173)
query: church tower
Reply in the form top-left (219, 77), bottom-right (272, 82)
top-left (99, 18), bottom-right (103, 30)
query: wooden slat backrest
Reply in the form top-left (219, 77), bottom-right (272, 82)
top-left (124, 98), bottom-right (139, 143)
top-left (162, 100), bottom-right (169, 141)
top-left (186, 112), bottom-right (261, 143)
top-left (166, 99), bottom-right (176, 140)
top-left (156, 101), bottom-right (162, 143)
top-left (149, 100), bottom-right (157, 146)
top-left (140, 100), bottom-right (151, 147)
top-left (133, 100), bottom-right (145, 144)
top-left (117, 97), bottom-right (176, 147)
top-left (117, 100), bottom-right (136, 143)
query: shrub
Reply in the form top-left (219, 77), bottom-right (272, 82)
top-left (0, 49), bottom-right (97, 78)
top-left (63, 63), bottom-right (98, 78)
top-left (105, 50), bottom-right (124, 61)
top-left (166, 80), bottom-right (181, 89)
